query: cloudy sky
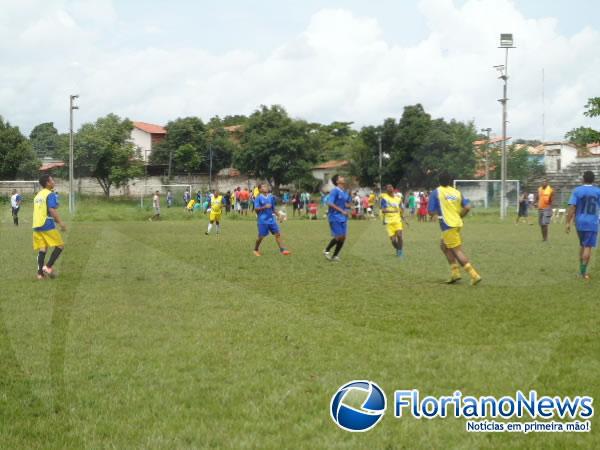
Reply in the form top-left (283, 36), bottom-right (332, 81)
top-left (1, 0), bottom-right (599, 140)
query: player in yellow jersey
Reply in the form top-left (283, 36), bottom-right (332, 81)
top-left (205, 189), bottom-right (223, 235)
top-left (380, 184), bottom-right (405, 257)
top-left (32, 174), bottom-right (67, 280)
top-left (428, 172), bottom-right (481, 285)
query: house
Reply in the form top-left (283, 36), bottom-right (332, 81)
top-left (131, 121), bottom-right (167, 163)
top-left (543, 142), bottom-right (579, 172)
top-left (311, 160), bottom-right (350, 191)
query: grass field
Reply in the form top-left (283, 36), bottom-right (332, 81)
top-left (0, 200), bottom-right (598, 449)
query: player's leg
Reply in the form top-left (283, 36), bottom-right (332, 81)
top-left (254, 224), bottom-right (268, 255)
top-left (395, 230), bottom-right (404, 257)
top-left (215, 218), bottom-right (221, 234)
top-left (43, 230), bottom-right (65, 277)
top-left (273, 232), bottom-right (290, 255)
top-left (449, 245), bottom-right (481, 285)
top-left (206, 219), bottom-right (213, 235)
top-left (579, 231), bottom-right (596, 278)
top-left (440, 239), bottom-right (461, 283)
top-left (324, 220), bottom-right (338, 257)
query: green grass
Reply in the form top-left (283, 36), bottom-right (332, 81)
top-left (0, 200), bottom-right (598, 449)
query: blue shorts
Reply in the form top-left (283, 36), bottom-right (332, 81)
top-left (329, 220), bottom-right (347, 237)
top-left (577, 231), bottom-right (598, 248)
top-left (258, 222), bottom-right (280, 237)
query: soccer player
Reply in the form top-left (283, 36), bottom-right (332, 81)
top-left (537, 179), bottom-right (554, 241)
top-left (166, 190), bottom-right (173, 208)
top-left (324, 174), bottom-right (352, 262)
top-left (428, 172), bottom-right (481, 285)
top-left (565, 171), bottom-right (600, 280)
top-left (381, 184), bottom-right (405, 257)
top-left (253, 183), bottom-right (290, 256)
top-left (10, 189), bottom-right (22, 226)
top-left (32, 174), bottom-right (67, 280)
top-left (150, 190), bottom-right (161, 221)
top-left (206, 189), bottom-right (224, 235)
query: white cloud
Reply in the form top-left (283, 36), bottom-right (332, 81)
top-left (0, 0), bottom-right (598, 141)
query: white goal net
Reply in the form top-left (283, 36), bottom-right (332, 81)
top-left (453, 179), bottom-right (520, 211)
top-left (140, 184), bottom-right (193, 208)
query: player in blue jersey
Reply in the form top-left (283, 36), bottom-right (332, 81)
top-left (253, 183), bottom-right (291, 256)
top-left (566, 171), bottom-right (600, 280)
top-left (323, 174), bottom-right (353, 262)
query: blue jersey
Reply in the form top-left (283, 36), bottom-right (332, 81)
top-left (327, 187), bottom-right (351, 222)
top-left (34, 192), bottom-right (59, 231)
top-left (255, 194), bottom-right (276, 225)
top-left (568, 185), bottom-right (600, 232)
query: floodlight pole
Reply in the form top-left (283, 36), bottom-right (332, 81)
top-left (481, 127), bottom-right (491, 208)
top-left (378, 134), bottom-right (382, 194)
top-left (498, 35), bottom-right (515, 220)
top-left (69, 95), bottom-right (79, 214)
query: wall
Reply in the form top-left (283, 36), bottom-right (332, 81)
top-left (130, 128), bottom-right (152, 162)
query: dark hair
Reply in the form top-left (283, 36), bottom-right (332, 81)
top-left (331, 174), bottom-right (340, 186)
top-left (39, 173), bottom-right (51, 188)
top-left (438, 172), bottom-right (452, 187)
top-left (583, 171), bottom-right (595, 184)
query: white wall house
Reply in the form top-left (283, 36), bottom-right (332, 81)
top-left (311, 160), bottom-right (350, 192)
top-left (544, 142), bottom-right (579, 172)
top-left (130, 121), bottom-right (167, 163)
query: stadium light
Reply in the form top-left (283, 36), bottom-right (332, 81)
top-left (69, 94), bottom-right (79, 214)
top-left (496, 33), bottom-right (515, 219)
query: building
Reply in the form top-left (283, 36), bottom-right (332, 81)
top-left (131, 121), bottom-right (167, 163)
top-left (311, 160), bottom-right (350, 191)
top-left (587, 142), bottom-right (600, 155)
top-left (543, 142), bottom-right (579, 172)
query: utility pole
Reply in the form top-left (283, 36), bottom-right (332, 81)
top-left (69, 95), bottom-right (79, 214)
top-left (481, 127), bottom-right (492, 209)
top-left (378, 134), bottom-right (382, 194)
top-left (208, 142), bottom-right (213, 191)
top-left (497, 34), bottom-right (515, 220)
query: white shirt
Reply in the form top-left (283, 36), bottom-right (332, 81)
top-left (11, 193), bottom-right (20, 208)
top-left (153, 195), bottom-right (159, 208)
top-left (527, 193), bottom-right (534, 203)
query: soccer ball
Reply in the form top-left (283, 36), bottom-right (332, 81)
top-left (277, 210), bottom-right (287, 223)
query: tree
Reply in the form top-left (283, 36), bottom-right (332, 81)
top-left (489, 144), bottom-right (544, 183)
top-left (65, 114), bottom-right (142, 197)
top-left (234, 105), bottom-right (317, 193)
top-left (565, 127), bottom-right (600, 147)
top-left (584, 97), bottom-right (600, 118)
top-left (30, 122), bottom-right (60, 159)
top-left (0, 116), bottom-right (40, 179)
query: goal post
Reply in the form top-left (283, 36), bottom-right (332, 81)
top-left (140, 184), bottom-right (192, 208)
top-left (453, 179), bottom-right (520, 211)
top-left (0, 180), bottom-right (39, 198)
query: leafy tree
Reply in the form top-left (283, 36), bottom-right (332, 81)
top-left (234, 105), bottom-right (317, 193)
top-left (489, 144), bottom-right (544, 183)
top-left (151, 117), bottom-right (206, 177)
top-left (30, 122), bottom-right (60, 158)
top-left (0, 116), bottom-right (40, 179)
top-left (565, 127), bottom-right (600, 147)
top-left (584, 97), bottom-right (600, 118)
top-left (63, 114), bottom-right (142, 197)
top-left (309, 121), bottom-right (358, 162)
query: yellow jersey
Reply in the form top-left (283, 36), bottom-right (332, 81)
top-left (431, 186), bottom-right (466, 228)
top-left (380, 193), bottom-right (402, 224)
top-left (211, 195), bottom-right (223, 214)
top-left (32, 188), bottom-right (52, 229)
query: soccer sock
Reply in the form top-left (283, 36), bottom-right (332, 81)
top-left (333, 240), bottom-right (345, 257)
top-left (580, 262), bottom-right (588, 275)
top-left (47, 248), bottom-right (63, 268)
top-left (254, 240), bottom-right (261, 251)
top-left (464, 263), bottom-right (479, 279)
top-left (450, 263), bottom-right (460, 278)
top-left (14, 215), bottom-right (18, 226)
top-left (37, 251), bottom-right (46, 274)
top-left (325, 238), bottom-right (337, 252)
top-left (207, 223), bottom-right (212, 233)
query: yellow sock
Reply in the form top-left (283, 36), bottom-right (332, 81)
top-left (450, 263), bottom-right (460, 278)
top-left (464, 263), bottom-right (479, 279)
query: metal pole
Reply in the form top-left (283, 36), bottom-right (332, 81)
top-left (69, 95), bottom-right (78, 214)
top-left (481, 127), bottom-right (491, 209)
top-left (208, 142), bottom-right (213, 191)
top-left (167, 148), bottom-right (173, 180)
top-left (500, 47), bottom-right (508, 220)
top-left (378, 134), bottom-right (382, 194)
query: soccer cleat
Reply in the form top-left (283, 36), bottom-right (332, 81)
top-left (280, 249), bottom-right (291, 256)
top-left (582, 273), bottom-right (591, 281)
top-left (36, 273), bottom-right (45, 280)
top-left (253, 250), bottom-right (262, 257)
top-left (330, 256), bottom-right (341, 262)
top-left (205, 231), bottom-right (209, 235)
top-left (470, 274), bottom-right (482, 286)
top-left (42, 266), bottom-right (56, 279)
top-left (445, 275), bottom-right (462, 284)
top-left (396, 249), bottom-right (403, 257)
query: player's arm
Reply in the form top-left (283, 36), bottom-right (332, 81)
top-left (48, 207), bottom-right (67, 231)
top-left (459, 196), bottom-right (471, 218)
top-left (565, 205), bottom-right (576, 233)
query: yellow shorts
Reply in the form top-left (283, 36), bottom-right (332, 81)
top-left (386, 221), bottom-right (403, 237)
top-left (441, 227), bottom-right (462, 249)
top-left (33, 229), bottom-right (64, 250)
top-left (209, 212), bottom-right (222, 222)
